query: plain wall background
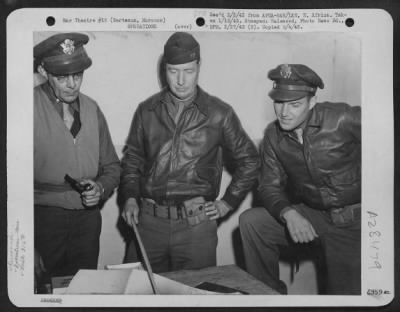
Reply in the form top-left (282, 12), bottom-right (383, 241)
top-left (34, 31), bottom-right (361, 293)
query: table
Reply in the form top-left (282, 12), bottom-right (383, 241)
top-left (50, 264), bottom-right (278, 295)
top-left (161, 264), bottom-right (278, 295)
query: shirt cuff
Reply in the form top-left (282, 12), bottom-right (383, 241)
top-left (95, 177), bottom-right (112, 199)
top-left (279, 206), bottom-right (296, 223)
top-left (95, 181), bottom-right (105, 200)
top-left (120, 187), bottom-right (140, 205)
top-left (221, 193), bottom-right (242, 211)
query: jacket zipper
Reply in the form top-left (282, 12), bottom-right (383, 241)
top-left (167, 106), bottom-right (188, 197)
top-left (302, 131), bottom-right (326, 207)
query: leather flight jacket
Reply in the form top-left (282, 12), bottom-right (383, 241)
top-left (120, 87), bottom-right (260, 209)
top-left (258, 102), bottom-right (361, 220)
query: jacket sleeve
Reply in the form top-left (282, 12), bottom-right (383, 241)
top-left (95, 107), bottom-right (121, 200)
top-left (220, 108), bottom-right (260, 210)
top-left (341, 105), bottom-right (361, 142)
top-left (258, 130), bottom-right (293, 221)
top-left (119, 106), bottom-right (146, 204)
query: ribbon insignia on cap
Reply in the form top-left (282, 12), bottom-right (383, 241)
top-left (60, 39), bottom-right (75, 55)
top-left (280, 64), bottom-right (292, 79)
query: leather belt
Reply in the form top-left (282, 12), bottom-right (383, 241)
top-left (141, 198), bottom-right (187, 220)
top-left (330, 203), bottom-right (361, 225)
top-left (34, 181), bottom-right (74, 192)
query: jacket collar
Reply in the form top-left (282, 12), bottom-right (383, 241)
top-left (147, 86), bottom-right (208, 116)
top-left (307, 105), bottom-right (322, 128)
top-left (277, 105), bottom-right (321, 141)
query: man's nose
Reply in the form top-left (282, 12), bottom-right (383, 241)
top-left (66, 75), bottom-right (76, 88)
top-left (177, 71), bottom-right (184, 86)
top-left (281, 103), bottom-right (289, 116)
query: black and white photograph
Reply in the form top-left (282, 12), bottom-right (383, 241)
top-left (6, 8), bottom-right (394, 308)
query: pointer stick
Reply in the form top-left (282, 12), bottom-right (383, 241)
top-left (130, 221), bottom-right (160, 294)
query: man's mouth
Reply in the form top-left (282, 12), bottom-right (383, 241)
top-left (64, 92), bottom-right (77, 97)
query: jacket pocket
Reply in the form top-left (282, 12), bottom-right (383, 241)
top-left (326, 166), bottom-right (361, 204)
top-left (195, 166), bottom-right (222, 194)
top-left (196, 166), bottom-right (219, 180)
top-left (328, 165), bottom-right (360, 187)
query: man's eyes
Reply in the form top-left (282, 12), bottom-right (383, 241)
top-left (55, 73), bottom-right (82, 81)
top-left (167, 68), bottom-right (195, 74)
top-left (167, 69), bottom-right (195, 74)
top-left (274, 102), bottom-right (301, 107)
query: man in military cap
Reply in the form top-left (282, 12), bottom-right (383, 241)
top-left (240, 64), bottom-right (361, 295)
top-left (119, 32), bottom-right (259, 273)
top-left (33, 33), bottom-right (120, 284)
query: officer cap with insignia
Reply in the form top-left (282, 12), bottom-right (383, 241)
top-left (34, 32), bottom-right (92, 75)
top-left (268, 64), bottom-right (324, 101)
top-left (164, 32), bottom-right (200, 65)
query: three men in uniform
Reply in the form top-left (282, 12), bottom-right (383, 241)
top-left (32, 32), bottom-right (361, 295)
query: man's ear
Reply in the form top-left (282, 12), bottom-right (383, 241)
top-left (309, 95), bottom-right (317, 109)
top-left (37, 65), bottom-right (48, 80)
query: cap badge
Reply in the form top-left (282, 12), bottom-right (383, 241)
top-left (280, 64), bottom-right (292, 79)
top-left (60, 39), bottom-right (75, 55)
top-left (190, 52), bottom-right (196, 59)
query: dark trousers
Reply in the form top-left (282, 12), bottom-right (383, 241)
top-left (125, 213), bottom-right (218, 273)
top-left (239, 207), bottom-right (361, 295)
top-left (34, 205), bottom-right (102, 278)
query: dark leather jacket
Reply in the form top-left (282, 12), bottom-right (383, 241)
top-left (120, 87), bottom-right (260, 209)
top-left (259, 102), bottom-right (361, 220)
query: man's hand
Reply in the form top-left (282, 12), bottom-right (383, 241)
top-left (282, 209), bottom-right (318, 243)
top-left (204, 200), bottom-right (232, 221)
top-left (122, 198), bottom-right (140, 226)
top-left (80, 179), bottom-right (103, 207)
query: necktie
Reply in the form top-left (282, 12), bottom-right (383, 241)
top-left (294, 128), bottom-right (304, 144)
top-left (62, 102), bottom-right (74, 130)
top-left (62, 102), bottom-right (81, 138)
top-left (69, 108), bottom-right (81, 138)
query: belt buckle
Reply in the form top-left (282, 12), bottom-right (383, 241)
top-left (167, 204), bottom-right (171, 219)
top-left (177, 204), bottom-right (183, 219)
top-left (162, 199), bottom-right (175, 206)
top-left (151, 202), bottom-right (157, 217)
top-left (162, 199), bottom-right (173, 219)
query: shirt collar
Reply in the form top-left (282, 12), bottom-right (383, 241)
top-left (148, 86), bottom-right (208, 116)
top-left (277, 106), bottom-right (321, 141)
top-left (41, 82), bottom-right (80, 112)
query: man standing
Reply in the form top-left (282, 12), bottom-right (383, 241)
top-left (240, 64), bottom-right (361, 295)
top-left (34, 33), bottom-right (120, 282)
top-left (120, 32), bottom-right (259, 273)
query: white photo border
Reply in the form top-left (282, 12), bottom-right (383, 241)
top-left (7, 7), bottom-right (394, 307)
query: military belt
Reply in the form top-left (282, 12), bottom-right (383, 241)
top-left (141, 198), bottom-right (186, 220)
top-left (141, 197), bottom-right (208, 225)
top-left (329, 203), bottom-right (361, 226)
top-left (34, 182), bottom-right (74, 192)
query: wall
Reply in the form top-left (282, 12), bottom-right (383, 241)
top-left (34, 31), bottom-right (361, 294)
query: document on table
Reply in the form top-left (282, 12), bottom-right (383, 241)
top-left (65, 268), bottom-right (218, 295)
